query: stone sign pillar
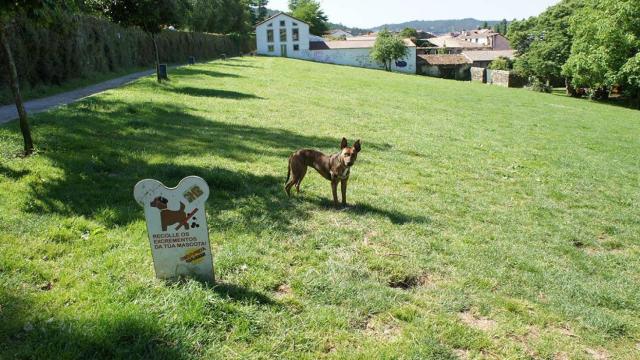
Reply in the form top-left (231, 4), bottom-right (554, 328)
top-left (134, 176), bottom-right (214, 283)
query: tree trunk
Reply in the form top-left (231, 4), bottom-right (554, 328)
top-left (151, 33), bottom-right (161, 83)
top-left (0, 23), bottom-right (33, 155)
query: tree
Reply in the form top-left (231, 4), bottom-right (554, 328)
top-left (508, 0), bottom-right (584, 89)
top-left (370, 29), bottom-right (408, 71)
top-left (94, 0), bottom-right (189, 82)
top-left (0, 0), bottom-right (55, 155)
top-left (399, 27), bottom-right (418, 39)
top-left (188, 0), bottom-right (252, 34)
top-left (256, 0), bottom-right (269, 22)
top-left (481, 21), bottom-right (489, 29)
top-left (288, 0), bottom-right (327, 35)
top-left (562, 0), bottom-right (640, 101)
top-left (493, 18), bottom-right (508, 34)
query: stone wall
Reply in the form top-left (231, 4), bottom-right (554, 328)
top-left (491, 69), bottom-right (510, 87)
top-left (471, 67), bottom-right (485, 82)
top-left (472, 68), bottom-right (525, 88)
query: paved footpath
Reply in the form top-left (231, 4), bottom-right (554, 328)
top-left (0, 68), bottom-right (165, 124)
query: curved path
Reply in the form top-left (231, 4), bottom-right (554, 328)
top-left (0, 67), bottom-right (171, 124)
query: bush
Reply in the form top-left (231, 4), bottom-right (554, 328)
top-left (488, 56), bottom-right (513, 71)
top-left (526, 78), bottom-right (553, 93)
top-left (0, 13), bottom-right (253, 99)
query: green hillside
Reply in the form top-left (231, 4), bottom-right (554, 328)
top-left (1, 57), bottom-right (639, 359)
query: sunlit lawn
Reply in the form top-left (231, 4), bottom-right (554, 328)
top-left (1, 56), bottom-right (639, 359)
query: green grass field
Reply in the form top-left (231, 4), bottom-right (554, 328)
top-left (1, 57), bottom-right (639, 359)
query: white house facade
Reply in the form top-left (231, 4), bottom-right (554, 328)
top-left (256, 13), bottom-right (310, 58)
top-left (256, 13), bottom-right (416, 74)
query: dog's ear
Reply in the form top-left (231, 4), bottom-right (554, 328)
top-left (161, 197), bottom-right (168, 204)
top-left (354, 139), bottom-right (361, 152)
top-left (340, 137), bottom-right (348, 149)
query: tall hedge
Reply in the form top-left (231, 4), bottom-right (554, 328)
top-left (0, 13), bottom-right (254, 91)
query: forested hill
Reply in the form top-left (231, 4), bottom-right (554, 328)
top-left (373, 18), bottom-right (504, 34)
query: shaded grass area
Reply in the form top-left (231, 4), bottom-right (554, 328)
top-left (1, 57), bottom-right (639, 359)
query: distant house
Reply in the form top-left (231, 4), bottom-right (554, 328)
top-left (256, 14), bottom-right (416, 74)
top-left (458, 29), bottom-right (512, 50)
top-left (419, 29), bottom-right (512, 54)
top-left (417, 54), bottom-right (471, 79)
top-left (417, 50), bottom-right (516, 80)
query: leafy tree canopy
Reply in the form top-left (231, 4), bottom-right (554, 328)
top-left (187, 0), bottom-right (252, 34)
top-left (399, 27), bottom-right (417, 39)
top-left (288, 0), bottom-right (327, 35)
top-left (91, 0), bottom-right (190, 33)
top-left (562, 0), bottom-right (640, 97)
top-left (508, 0), bottom-right (584, 83)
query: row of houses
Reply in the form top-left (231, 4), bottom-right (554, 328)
top-left (255, 13), bottom-right (514, 80)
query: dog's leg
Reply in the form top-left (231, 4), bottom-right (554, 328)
top-left (295, 166), bottom-right (307, 194)
top-left (285, 177), bottom-right (296, 197)
top-left (340, 178), bottom-right (348, 207)
top-left (331, 177), bottom-right (339, 208)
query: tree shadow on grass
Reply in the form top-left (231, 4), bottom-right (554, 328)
top-left (167, 86), bottom-right (263, 99)
top-left (0, 164), bottom-right (29, 179)
top-left (0, 290), bottom-right (189, 359)
top-left (172, 67), bottom-right (242, 78)
top-left (20, 97), bottom-right (393, 233)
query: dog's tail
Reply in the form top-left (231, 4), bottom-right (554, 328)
top-left (285, 155), bottom-right (292, 184)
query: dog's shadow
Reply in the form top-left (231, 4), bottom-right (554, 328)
top-left (309, 197), bottom-right (431, 225)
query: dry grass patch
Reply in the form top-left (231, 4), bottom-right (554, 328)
top-left (458, 311), bottom-right (497, 332)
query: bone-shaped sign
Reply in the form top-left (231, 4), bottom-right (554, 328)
top-left (134, 176), bottom-right (214, 283)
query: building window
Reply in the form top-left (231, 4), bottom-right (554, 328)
top-left (280, 20), bottom-right (285, 26)
top-left (292, 28), bottom-right (299, 41)
top-left (280, 28), bottom-right (287, 42)
top-left (268, 45), bottom-right (274, 52)
top-left (267, 29), bottom-right (273, 43)
top-left (292, 22), bottom-right (298, 26)
top-left (293, 44), bottom-right (299, 51)
top-left (267, 23), bottom-right (272, 27)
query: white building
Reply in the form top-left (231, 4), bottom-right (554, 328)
top-left (255, 13), bottom-right (416, 74)
top-left (255, 12), bottom-right (310, 57)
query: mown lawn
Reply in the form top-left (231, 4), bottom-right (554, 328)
top-left (1, 57), bottom-right (639, 359)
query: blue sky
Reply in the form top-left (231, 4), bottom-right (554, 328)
top-left (268, 0), bottom-right (561, 28)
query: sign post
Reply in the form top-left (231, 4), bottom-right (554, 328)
top-left (134, 176), bottom-right (214, 283)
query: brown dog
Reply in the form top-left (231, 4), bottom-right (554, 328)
top-left (286, 138), bottom-right (361, 208)
top-left (150, 196), bottom-right (190, 231)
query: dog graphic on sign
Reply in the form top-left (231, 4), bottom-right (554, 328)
top-left (150, 196), bottom-right (199, 231)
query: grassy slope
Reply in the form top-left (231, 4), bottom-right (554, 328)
top-left (0, 57), bottom-right (639, 359)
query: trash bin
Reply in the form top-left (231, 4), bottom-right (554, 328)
top-left (188, 56), bottom-right (195, 65)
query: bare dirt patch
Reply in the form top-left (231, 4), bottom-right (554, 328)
top-left (585, 347), bottom-right (609, 359)
top-left (458, 311), bottom-right (496, 332)
top-left (554, 352), bottom-right (569, 360)
top-left (453, 349), bottom-right (470, 359)
top-left (364, 316), bottom-right (401, 341)
top-left (508, 326), bottom-right (540, 357)
top-left (274, 284), bottom-right (292, 298)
